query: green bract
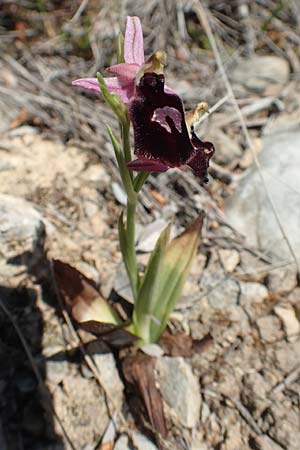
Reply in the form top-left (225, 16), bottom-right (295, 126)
top-left (97, 72), bottom-right (129, 127)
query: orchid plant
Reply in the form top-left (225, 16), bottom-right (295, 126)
top-left (72, 16), bottom-right (214, 345)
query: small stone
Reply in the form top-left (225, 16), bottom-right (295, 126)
top-left (217, 370), bottom-right (240, 400)
top-left (112, 182), bottom-right (127, 205)
top-left (0, 194), bottom-right (45, 283)
top-left (114, 262), bottom-right (133, 303)
top-left (219, 249), bottom-right (240, 273)
top-left (274, 305), bottom-right (300, 342)
top-left (155, 357), bottom-right (201, 428)
top-left (136, 219), bottom-right (176, 253)
top-left (242, 372), bottom-right (270, 413)
top-left (46, 359), bottom-right (69, 386)
top-left (76, 261), bottom-right (101, 285)
top-left (201, 272), bottom-right (239, 310)
top-left (201, 401), bottom-right (210, 422)
top-left (205, 128), bottom-right (242, 165)
top-left (287, 287), bottom-right (300, 308)
top-left (52, 375), bottom-right (109, 448)
top-left (239, 282), bottom-right (269, 320)
top-left (93, 353), bottom-right (124, 409)
top-left (239, 138), bottom-right (262, 169)
top-left (191, 430), bottom-right (208, 450)
top-left (275, 341), bottom-right (300, 372)
top-left (231, 56), bottom-right (289, 93)
top-left (266, 401), bottom-right (300, 450)
top-left (267, 268), bottom-right (297, 294)
top-left (81, 164), bottom-right (110, 191)
top-left (225, 129), bottom-right (300, 261)
top-left (141, 344), bottom-right (164, 357)
top-left (114, 432), bottom-right (158, 450)
top-left (256, 315), bottom-right (283, 343)
top-left (221, 422), bottom-right (244, 450)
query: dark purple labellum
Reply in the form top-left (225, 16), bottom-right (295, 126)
top-left (127, 72), bottom-right (215, 184)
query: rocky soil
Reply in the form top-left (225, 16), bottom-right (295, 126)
top-left (1, 1), bottom-right (300, 450)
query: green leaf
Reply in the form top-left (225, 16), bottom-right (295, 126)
top-left (97, 72), bottom-right (129, 126)
top-left (133, 222), bottom-right (172, 343)
top-left (133, 213), bottom-right (205, 343)
top-left (151, 213), bottom-right (204, 341)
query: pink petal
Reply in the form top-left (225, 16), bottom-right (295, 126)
top-left (127, 159), bottom-right (169, 172)
top-left (73, 76), bottom-right (134, 103)
top-left (105, 77), bottom-right (135, 103)
top-left (72, 78), bottom-right (100, 92)
top-left (106, 63), bottom-right (140, 82)
top-left (124, 16), bottom-right (144, 66)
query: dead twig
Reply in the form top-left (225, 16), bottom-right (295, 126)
top-left (269, 363), bottom-right (300, 396)
top-left (70, 0), bottom-right (89, 24)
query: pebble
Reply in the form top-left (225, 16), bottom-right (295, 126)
top-left (239, 281), bottom-right (269, 320)
top-left (46, 359), bottom-right (69, 386)
top-left (93, 353), bottom-right (124, 409)
top-left (201, 272), bottom-right (239, 310)
top-left (0, 194), bottom-right (45, 283)
top-left (225, 129), bottom-right (300, 262)
top-left (205, 128), bottom-right (242, 165)
top-left (114, 432), bottom-right (158, 450)
top-left (155, 356), bottom-right (201, 428)
top-left (267, 267), bottom-right (297, 294)
top-left (219, 248), bottom-right (240, 273)
top-left (136, 218), bottom-right (176, 253)
top-left (230, 55), bottom-right (289, 93)
top-left (112, 182), bottom-right (127, 205)
top-left (274, 305), bottom-right (300, 342)
top-left (81, 164), bottom-right (111, 191)
top-left (256, 315), bottom-right (284, 343)
top-left (114, 262), bottom-right (133, 303)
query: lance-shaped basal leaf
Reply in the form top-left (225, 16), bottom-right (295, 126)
top-left (151, 212), bottom-right (204, 341)
top-left (133, 222), bottom-right (172, 343)
top-left (133, 213), bottom-right (204, 344)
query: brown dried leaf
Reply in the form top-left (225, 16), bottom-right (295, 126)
top-left (160, 331), bottom-right (213, 357)
top-left (160, 332), bottom-right (193, 357)
top-left (122, 352), bottom-right (168, 442)
top-left (53, 260), bottom-right (137, 347)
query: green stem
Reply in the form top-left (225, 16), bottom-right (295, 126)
top-left (126, 198), bottom-right (139, 299)
top-left (121, 122), bottom-right (132, 160)
top-left (106, 126), bottom-right (135, 203)
top-left (107, 124), bottom-right (149, 304)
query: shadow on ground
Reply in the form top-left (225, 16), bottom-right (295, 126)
top-left (0, 284), bottom-right (65, 450)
